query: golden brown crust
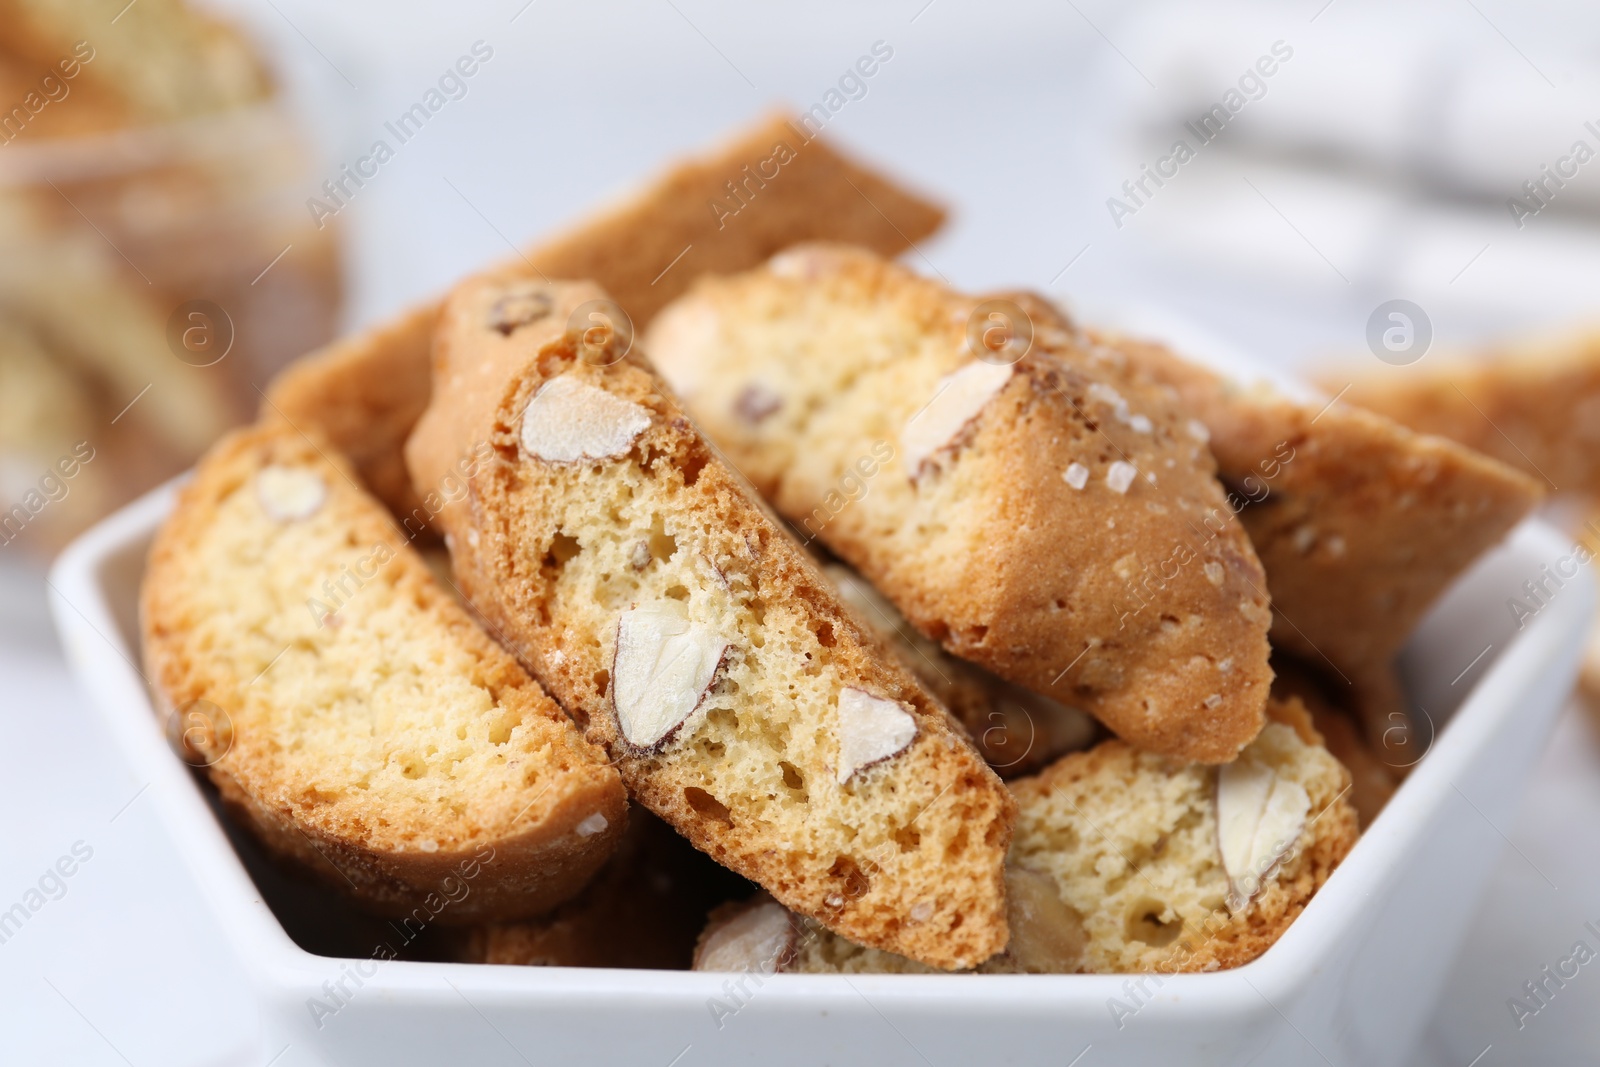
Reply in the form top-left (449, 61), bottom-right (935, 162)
top-left (1092, 331), bottom-right (1543, 683)
top-left (1329, 333), bottom-right (1600, 496)
top-left (647, 246), bottom-right (1274, 763)
top-left (141, 421), bottom-right (628, 922)
top-left (408, 274), bottom-right (1014, 971)
top-left (524, 111), bottom-right (945, 328)
top-left (261, 112), bottom-right (945, 523)
top-left (0, 50), bottom-right (134, 139)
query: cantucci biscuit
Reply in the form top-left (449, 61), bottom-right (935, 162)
top-left (142, 421), bottom-right (628, 922)
top-left (409, 273), bottom-right (1011, 966)
top-left (406, 274), bottom-right (1014, 972)
top-left (646, 243), bottom-right (1274, 763)
top-left (1087, 330), bottom-right (1540, 756)
top-left (1092, 330), bottom-right (1542, 681)
top-left (264, 112), bottom-right (945, 526)
top-left (824, 562), bottom-right (1097, 778)
top-left (695, 697), bottom-right (1358, 976)
top-left (1329, 331), bottom-right (1600, 497)
top-left (1584, 628), bottom-right (1600, 708)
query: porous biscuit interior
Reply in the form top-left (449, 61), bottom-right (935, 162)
top-left (646, 244), bottom-right (1273, 762)
top-left (724, 699), bottom-right (1357, 975)
top-left (146, 426), bottom-right (618, 860)
top-left (1005, 710), bottom-right (1353, 972)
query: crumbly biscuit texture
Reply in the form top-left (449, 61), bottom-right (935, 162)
top-left (700, 697), bottom-right (1358, 975)
top-left (646, 244), bottom-right (1274, 763)
top-left (263, 113), bottom-right (945, 522)
top-left (263, 302), bottom-right (441, 529)
top-left (406, 274), bottom-right (1014, 971)
top-left (142, 421), bottom-right (627, 922)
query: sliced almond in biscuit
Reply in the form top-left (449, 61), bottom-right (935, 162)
top-left (695, 898), bottom-right (798, 973)
top-left (255, 466), bottom-right (326, 522)
top-left (836, 687), bottom-right (917, 784)
top-left (520, 376), bottom-right (652, 464)
top-left (901, 360), bottom-right (1014, 477)
top-left (612, 600), bottom-right (729, 750)
top-left (1216, 758), bottom-right (1309, 909)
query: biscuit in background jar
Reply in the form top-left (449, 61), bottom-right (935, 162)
top-left (0, 0), bottom-right (341, 554)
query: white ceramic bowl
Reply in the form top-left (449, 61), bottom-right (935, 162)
top-left (49, 478), bottom-right (1592, 1067)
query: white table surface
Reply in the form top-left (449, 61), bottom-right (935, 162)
top-left (5, 1), bottom-right (1600, 1063)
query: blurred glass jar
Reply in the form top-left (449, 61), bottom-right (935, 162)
top-left (0, 98), bottom-right (343, 555)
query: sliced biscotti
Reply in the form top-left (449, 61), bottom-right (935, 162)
top-left (142, 421), bottom-right (627, 922)
top-left (646, 243), bottom-right (1274, 763)
top-left (824, 562), bottom-right (1097, 777)
top-left (406, 274), bottom-right (1014, 971)
top-left (0, 0), bottom-right (272, 123)
top-left (1094, 330), bottom-right (1542, 681)
top-left (1087, 329), bottom-right (1539, 762)
top-left (696, 697), bottom-right (1358, 975)
top-left (1328, 331), bottom-right (1600, 496)
top-left (264, 112), bottom-right (945, 525)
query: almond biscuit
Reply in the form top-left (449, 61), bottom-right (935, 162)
top-left (1089, 329), bottom-right (1540, 757)
top-left (406, 274), bottom-right (1014, 971)
top-left (1329, 331), bottom-right (1600, 497)
top-left (646, 244), bottom-right (1275, 763)
top-left (142, 421), bottom-right (628, 922)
